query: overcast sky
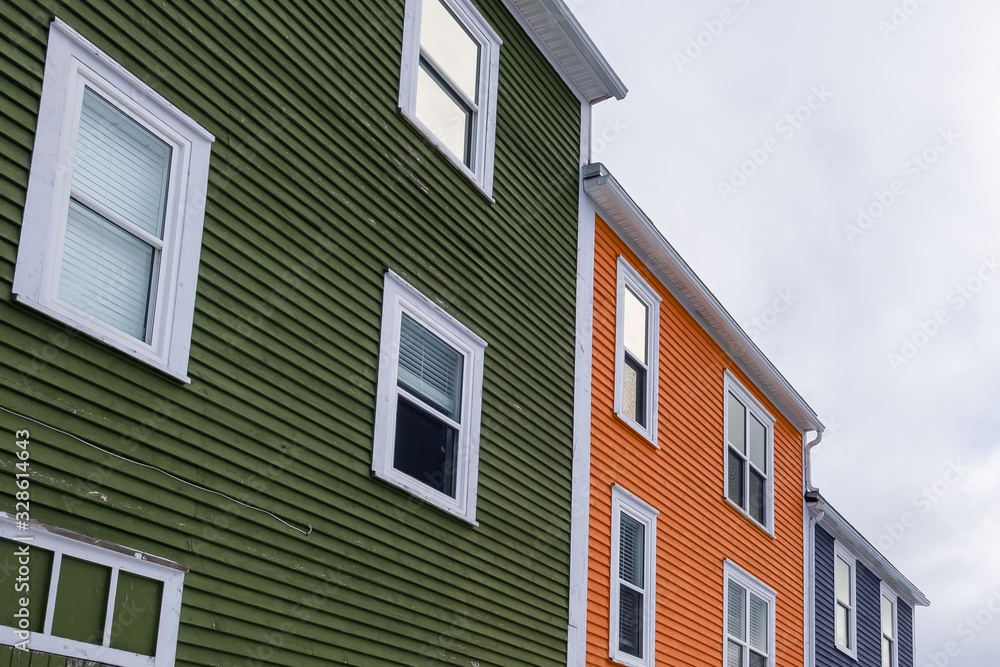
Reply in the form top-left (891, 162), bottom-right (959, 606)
top-left (569, 0), bottom-right (1000, 662)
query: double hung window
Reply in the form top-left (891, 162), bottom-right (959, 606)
top-left (615, 259), bottom-right (660, 445)
top-left (13, 19), bottom-right (213, 381)
top-left (833, 542), bottom-right (857, 656)
top-left (724, 372), bottom-right (774, 531)
top-left (725, 561), bottom-right (776, 667)
top-left (881, 586), bottom-right (897, 667)
top-left (372, 272), bottom-right (486, 524)
top-left (398, 0), bottom-right (501, 194)
top-left (609, 486), bottom-right (657, 666)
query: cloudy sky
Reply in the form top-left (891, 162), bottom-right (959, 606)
top-left (569, 0), bottom-right (1000, 662)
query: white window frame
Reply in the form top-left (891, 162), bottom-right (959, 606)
top-left (833, 541), bottom-right (858, 659)
top-left (723, 371), bottom-right (776, 534)
top-left (609, 485), bottom-right (657, 667)
top-left (880, 583), bottom-right (898, 667)
top-left (12, 18), bottom-right (213, 383)
top-left (398, 0), bottom-right (502, 197)
top-left (371, 270), bottom-right (486, 525)
top-left (723, 560), bottom-right (777, 667)
top-left (614, 258), bottom-right (661, 446)
top-left (0, 514), bottom-right (185, 667)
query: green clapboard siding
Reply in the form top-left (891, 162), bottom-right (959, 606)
top-left (0, 0), bottom-right (582, 664)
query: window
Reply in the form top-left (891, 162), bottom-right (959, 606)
top-left (724, 372), bottom-right (774, 532)
top-left (609, 486), bottom-right (657, 666)
top-left (372, 271), bottom-right (486, 523)
top-left (615, 258), bottom-right (661, 445)
top-left (725, 561), bottom-right (776, 667)
top-left (0, 514), bottom-right (185, 666)
top-left (881, 585), bottom-right (897, 667)
top-left (398, 0), bottom-right (501, 195)
top-left (833, 542), bottom-right (857, 657)
top-left (12, 19), bottom-right (214, 383)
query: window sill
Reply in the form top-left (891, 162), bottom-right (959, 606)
top-left (398, 106), bottom-right (496, 205)
top-left (14, 293), bottom-right (191, 383)
top-left (723, 496), bottom-right (775, 539)
top-left (371, 467), bottom-right (479, 527)
top-left (614, 408), bottom-right (660, 450)
top-left (834, 643), bottom-right (858, 661)
top-left (610, 653), bottom-right (651, 667)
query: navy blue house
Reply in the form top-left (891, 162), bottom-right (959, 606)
top-left (806, 495), bottom-right (929, 667)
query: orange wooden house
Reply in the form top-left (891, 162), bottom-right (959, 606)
top-left (567, 164), bottom-right (826, 667)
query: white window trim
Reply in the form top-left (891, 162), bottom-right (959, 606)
top-left (609, 485), bottom-right (658, 667)
top-left (723, 560), bottom-right (778, 667)
top-left (398, 0), bottom-right (502, 198)
top-left (723, 370), bottom-right (776, 535)
top-left (614, 258), bottom-right (661, 446)
top-left (880, 582), bottom-right (899, 667)
top-left (833, 540), bottom-right (858, 660)
top-left (371, 270), bottom-right (487, 525)
top-left (0, 514), bottom-right (185, 667)
top-left (12, 18), bottom-right (213, 383)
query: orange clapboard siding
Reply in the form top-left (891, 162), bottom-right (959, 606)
top-left (586, 215), bottom-right (805, 666)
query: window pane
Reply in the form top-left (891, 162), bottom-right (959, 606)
top-left (623, 287), bottom-right (648, 364)
top-left (749, 593), bottom-right (768, 652)
top-left (75, 88), bottom-right (171, 239)
top-left (882, 638), bottom-right (893, 667)
top-left (52, 556), bottom-right (111, 645)
top-left (623, 354), bottom-right (646, 426)
top-left (619, 513), bottom-right (645, 588)
top-left (750, 652), bottom-right (767, 667)
top-left (836, 604), bottom-right (850, 648)
top-left (727, 640), bottom-right (745, 667)
top-left (419, 0), bottom-right (480, 101)
top-left (415, 64), bottom-right (472, 165)
top-left (0, 539), bottom-right (53, 632)
top-left (749, 415), bottom-right (767, 473)
top-left (59, 199), bottom-right (156, 341)
top-left (835, 556), bottom-right (852, 603)
top-left (749, 470), bottom-right (765, 525)
top-left (618, 585), bottom-right (643, 658)
top-left (394, 396), bottom-right (458, 497)
top-left (728, 393), bottom-right (746, 454)
top-left (727, 449), bottom-right (745, 507)
top-left (882, 594), bottom-right (894, 638)
top-left (399, 312), bottom-right (464, 420)
top-left (727, 580), bottom-right (746, 641)
top-left (110, 572), bottom-right (163, 656)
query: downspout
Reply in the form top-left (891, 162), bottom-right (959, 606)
top-left (803, 429), bottom-right (824, 667)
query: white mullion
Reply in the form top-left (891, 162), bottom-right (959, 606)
top-left (396, 385), bottom-right (462, 430)
top-left (418, 47), bottom-right (479, 112)
top-left (102, 566), bottom-right (120, 647)
top-left (42, 551), bottom-right (62, 635)
top-left (70, 188), bottom-right (165, 249)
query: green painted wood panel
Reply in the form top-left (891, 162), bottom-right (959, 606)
top-left (0, 0), bottom-right (583, 664)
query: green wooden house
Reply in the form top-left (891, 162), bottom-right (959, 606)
top-left (0, 0), bottom-right (624, 664)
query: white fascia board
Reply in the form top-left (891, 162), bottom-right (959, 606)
top-left (500, 0), bottom-right (627, 103)
top-left (582, 163), bottom-right (823, 435)
top-left (815, 497), bottom-right (930, 608)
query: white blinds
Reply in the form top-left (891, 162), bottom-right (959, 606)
top-left (728, 580), bottom-right (746, 640)
top-left (618, 513), bottom-right (645, 588)
top-left (749, 593), bottom-right (768, 652)
top-left (58, 88), bottom-right (171, 341)
top-left (398, 313), bottom-right (464, 420)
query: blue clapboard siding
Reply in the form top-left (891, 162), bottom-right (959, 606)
top-left (814, 526), bottom-right (917, 667)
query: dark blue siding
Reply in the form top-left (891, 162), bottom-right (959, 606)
top-left (898, 597), bottom-right (914, 667)
top-left (815, 526), bottom-right (890, 667)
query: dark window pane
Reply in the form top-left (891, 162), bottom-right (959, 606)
top-left (394, 396), bottom-right (457, 497)
top-left (728, 449), bottom-right (745, 507)
top-left (618, 585), bottom-right (643, 658)
top-left (750, 651), bottom-right (767, 667)
top-left (749, 470), bottom-right (766, 525)
top-left (624, 352), bottom-right (646, 426)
